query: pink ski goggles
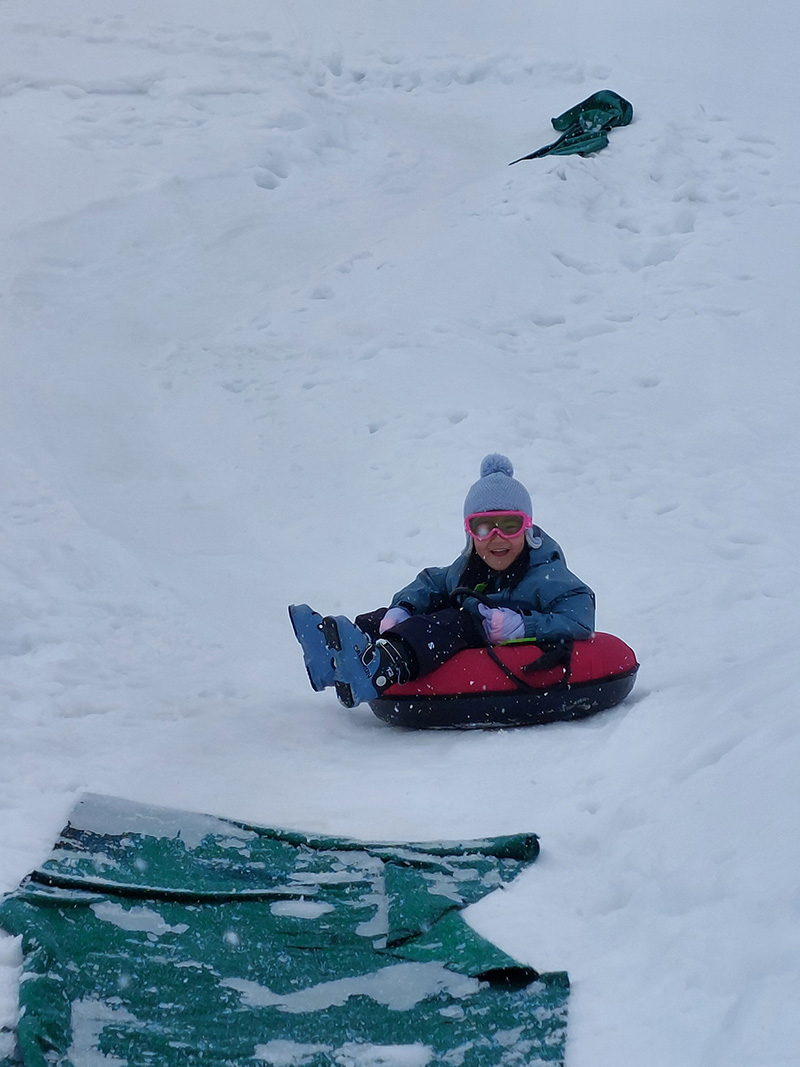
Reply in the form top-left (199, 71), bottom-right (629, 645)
top-left (464, 511), bottom-right (533, 541)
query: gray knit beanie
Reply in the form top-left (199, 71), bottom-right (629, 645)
top-left (463, 454), bottom-right (533, 519)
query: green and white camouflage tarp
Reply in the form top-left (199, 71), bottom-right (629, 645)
top-left (0, 794), bottom-right (569, 1066)
top-left (510, 90), bottom-right (634, 162)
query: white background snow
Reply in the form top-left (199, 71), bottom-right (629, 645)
top-left (2, 1), bottom-right (799, 1064)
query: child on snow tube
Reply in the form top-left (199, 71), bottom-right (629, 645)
top-left (289, 454), bottom-right (595, 709)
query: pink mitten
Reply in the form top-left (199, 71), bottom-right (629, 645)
top-left (478, 603), bottom-right (525, 643)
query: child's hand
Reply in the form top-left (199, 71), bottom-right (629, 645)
top-left (379, 606), bottom-right (411, 633)
top-left (478, 604), bottom-right (525, 643)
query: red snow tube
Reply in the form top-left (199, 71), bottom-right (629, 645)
top-left (369, 632), bottom-right (639, 729)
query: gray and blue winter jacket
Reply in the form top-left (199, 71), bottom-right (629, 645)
top-left (389, 528), bottom-right (595, 643)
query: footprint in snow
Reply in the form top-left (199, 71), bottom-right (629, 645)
top-left (253, 169), bottom-right (280, 190)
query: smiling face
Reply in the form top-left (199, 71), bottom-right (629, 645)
top-left (472, 528), bottom-right (527, 571)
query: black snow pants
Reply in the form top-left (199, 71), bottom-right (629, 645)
top-left (355, 606), bottom-right (486, 680)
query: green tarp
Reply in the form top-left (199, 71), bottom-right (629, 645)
top-left (510, 90), bottom-right (633, 163)
top-left (0, 794), bottom-right (569, 1066)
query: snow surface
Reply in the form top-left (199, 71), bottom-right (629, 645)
top-left (223, 962), bottom-right (481, 1014)
top-left (1, 1), bottom-right (799, 1065)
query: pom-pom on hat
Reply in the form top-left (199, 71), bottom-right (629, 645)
top-left (463, 454), bottom-right (533, 519)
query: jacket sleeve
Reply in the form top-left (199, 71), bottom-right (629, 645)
top-left (518, 586), bottom-right (596, 641)
top-left (389, 566), bottom-right (453, 616)
top-left (506, 560), bottom-right (596, 642)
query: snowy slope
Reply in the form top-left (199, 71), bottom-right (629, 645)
top-left (2, 2), bottom-right (800, 1064)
